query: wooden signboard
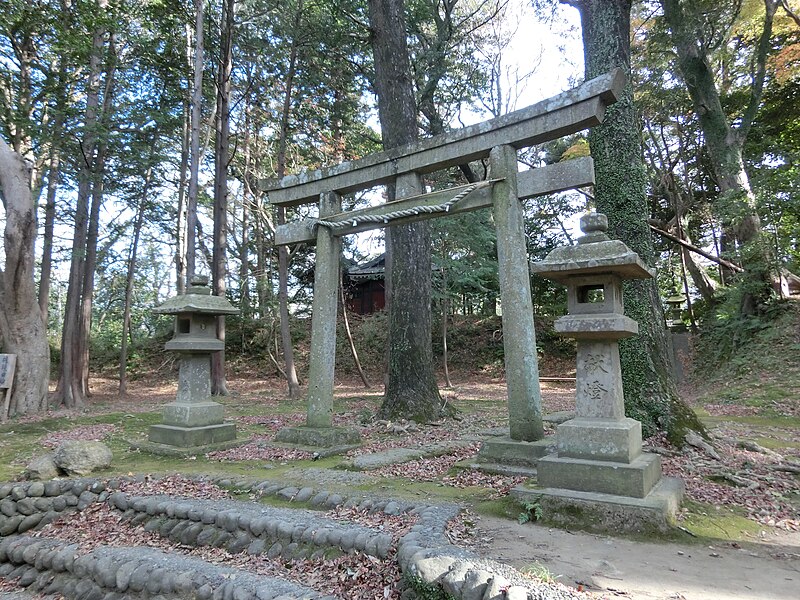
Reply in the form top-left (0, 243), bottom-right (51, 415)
top-left (0, 354), bottom-right (16, 423)
top-left (0, 354), bottom-right (15, 389)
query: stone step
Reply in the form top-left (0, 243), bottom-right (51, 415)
top-left (346, 440), bottom-right (476, 471)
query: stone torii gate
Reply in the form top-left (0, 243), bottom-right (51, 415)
top-left (260, 69), bottom-right (625, 460)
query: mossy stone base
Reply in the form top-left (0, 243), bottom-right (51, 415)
top-left (148, 422), bottom-right (236, 448)
top-left (274, 426), bottom-right (361, 448)
top-left (512, 477), bottom-right (684, 534)
top-left (161, 401), bottom-right (225, 428)
top-left (453, 459), bottom-right (538, 479)
top-left (556, 417), bottom-right (642, 463)
top-left (476, 436), bottom-right (553, 468)
top-left (132, 436), bottom-right (247, 457)
top-left (537, 452), bottom-right (661, 498)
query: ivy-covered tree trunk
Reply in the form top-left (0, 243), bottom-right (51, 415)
top-left (566, 0), bottom-right (704, 444)
top-left (367, 0), bottom-right (443, 423)
top-left (660, 0), bottom-right (778, 316)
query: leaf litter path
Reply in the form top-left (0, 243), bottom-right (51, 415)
top-left (8, 374), bottom-right (800, 599)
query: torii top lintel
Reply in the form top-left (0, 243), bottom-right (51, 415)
top-left (259, 68), bottom-right (626, 207)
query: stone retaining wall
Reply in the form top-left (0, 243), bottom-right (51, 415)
top-left (0, 476), bottom-right (575, 600)
top-left (0, 479), bottom-right (110, 537)
top-left (0, 536), bottom-right (329, 599)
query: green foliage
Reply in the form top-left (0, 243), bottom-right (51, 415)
top-left (402, 573), bottom-right (456, 600)
top-left (517, 498), bottom-right (543, 524)
top-left (431, 209), bottom-right (500, 317)
top-left (521, 562), bottom-right (559, 584)
top-left (693, 294), bottom-right (793, 375)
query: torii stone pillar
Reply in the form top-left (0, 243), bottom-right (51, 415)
top-left (516, 213), bottom-right (684, 532)
top-left (275, 192), bottom-right (361, 448)
top-left (476, 145), bottom-right (549, 471)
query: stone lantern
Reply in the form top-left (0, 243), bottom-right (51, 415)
top-left (149, 276), bottom-right (239, 450)
top-left (665, 291), bottom-right (686, 330)
top-left (521, 213), bottom-right (683, 531)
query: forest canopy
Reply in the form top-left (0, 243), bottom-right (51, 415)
top-left (0, 0), bottom-right (797, 420)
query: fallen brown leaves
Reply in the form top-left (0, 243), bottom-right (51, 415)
top-left (326, 505), bottom-right (417, 540)
top-left (39, 424), bottom-right (118, 448)
top-left (235, 414), bottom-right (305, 431)
top-left (206, 437), bottom-right (313, 462)
top-left (116, 474), bottom-right (231, 499)
top-left (445, 508), bottom-right (483, 550)
top-left (442, 471), bottom-right (526, 498)
top-left (653, 432), bottom-right (800, 530)
top-left (370, 444), bottom-right (481, 480)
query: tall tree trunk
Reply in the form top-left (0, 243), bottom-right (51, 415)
top-left (78, 34), bottom-right (118, 397)
top-left (677, 218), bottom-right (718, 304)
top-left (119, 167), bottom-right (151, 396)
top-left (255, 195), bottom-right (270, 319)
top-left (441, 252), bottom-right (452, 389)
top-left (368, 0), bottom-right (443, 422)
top-left (249, 93), bottom-right (270, 320)
top-left (275, 0), bottom-right (304, 399)
top-left (38, 117), bottom-right (63, 320)
top-left (566, 0), bottom-right (704, 443)
top-left (38, 51), bottom-right (70, 320)
top-left (660, 0), bottom-right (778, 315)
top-left (240, 192), bottom-right (251, 316)
top-left (0, 139), bottom-right (50, 416)
top-left (186, 0), bottom-right (205, 283)
top-left (176, 94), bottom-right (191, 296)
top-left (56, 1), bottom-right (108, 408)
top-left (240, 98), bottom-right (254, 317)
top-left (212, 0), bottom-right (236, 396)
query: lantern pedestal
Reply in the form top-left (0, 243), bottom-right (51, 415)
top-left (148, 422), bottom-right (237, 448)
top-left (472, 437), bottom-right (552, 475)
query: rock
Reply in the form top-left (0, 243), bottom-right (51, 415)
top-left (27, 482), bottom-right (45, 497)
top-left (294, 487), bottom-right (314, 502)
top-left (440, 561), bottom-right (472, 598)
top-left (53, 441), bottom-right (112, 476)
top-left (413, 555), bottom-right (457, 583)
top-left (482, 575), bottom-right (511, 600)
top-left (504, 586), bottom-right (528, 600)
top-left (461, 569), bottom-right (492, 600)
top-left (736, 439), bottom-right (783, 459)
top-left (24, 454), bottom-right (60, 481)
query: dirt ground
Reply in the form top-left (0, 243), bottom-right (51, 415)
top-left (477, 515), bottom-right (800, 600)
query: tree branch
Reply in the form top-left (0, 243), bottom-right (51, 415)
top-left (779, 0), bottom-right (800, 27)
top-left (738, 0), bottom-right (778, 141)
top-left (649, 225), bottom-right (744, 272)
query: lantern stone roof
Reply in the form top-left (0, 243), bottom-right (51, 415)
top-left (530, 213), bottom-right (653, 282)
top-left (153, 276), bottom-right (239, 316)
